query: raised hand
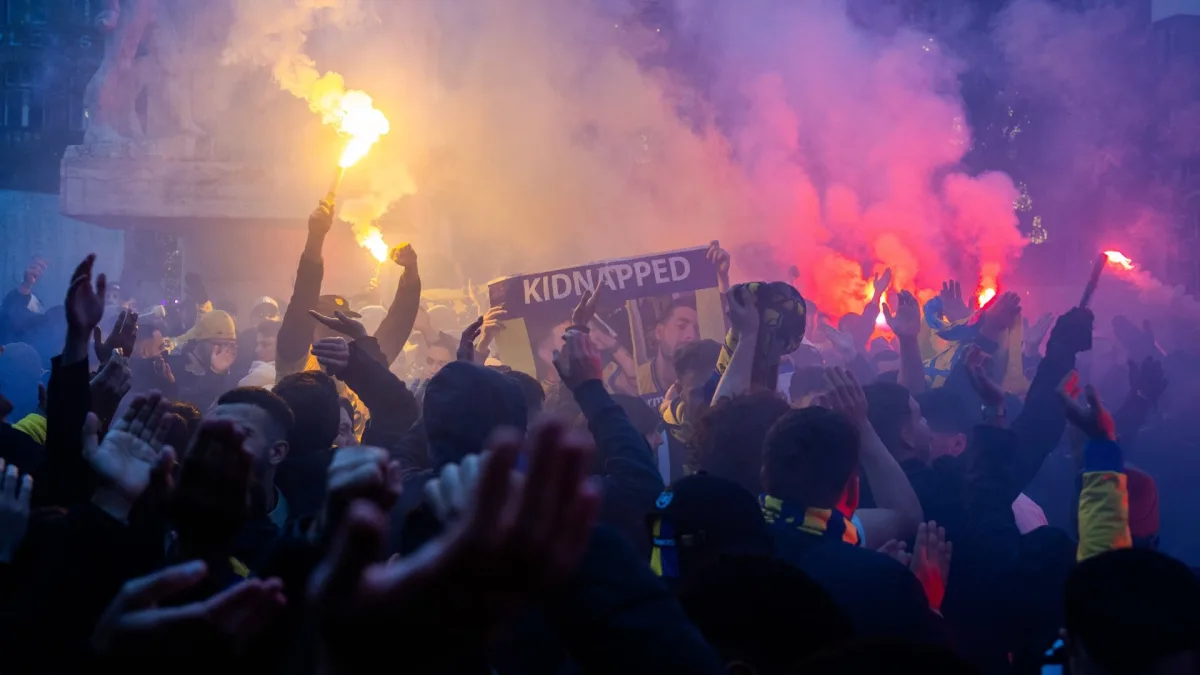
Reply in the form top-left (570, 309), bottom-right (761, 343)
top-left (1128, 357), bottom-right (1168, 405)
top-left (979, 291), bottom-right (1021, 341)
top-left (882, 289), bottom-right (921, 338)
top-left (457, 316), bottom-right (484, 363)
top-left (170, 420), bottom-right (253, 552)
top-left (66, 254), bottom-right (107, 335)
top-left (871, 268), bottom-right (893, 303)
top-left (1022, 312), bottom-right (1053, 356)
top-left (909, 521), bottom-right (951, 611)
top-left (94, 309), bottom-right (139, 365)
top-left (84, 393), bottom-right (173, 511)
top-left (309, 419), bottom-right (600, 669)
top-left (423, 453), bottom-right (483, 523)
top-left (326, 446), bottom-right (402, 536)
top-left (819, 367), bottom-right (868, 425)
top-left (477, 305), bottom-right (507, 354)
top-left (570, 285), bottom-right (602, 330)
top-left (308, 309), bottom-right (368, 341)
top-left (91, 561), bottom-right (286, 657)
top-left (707, 240), bottom-right (731, 291)
top-left (939, 279), bottom-right (970, 323)
top-left (728, 285), bottom-right (760, 333)
top-left (0, 460), bottom-right (32, 563)
top-left (20, 256), bottom-right (46, 292)
top-left (552, 329), bottom-right (603, 390)
top-left (388, 243), bottom-right (417, 269)
top-left (309, 200), bottom-right (335, 236)
top-left (312, 337), bottom-right (351, 377)
top-left (1059, 383), bottom-right (1116, 442)
top-left (962, 345), bottom-right (1005, 410)
top-left (90, 353), bottom-right (133, 425)
top-left (1046, 307), bottom-right (1094, 356)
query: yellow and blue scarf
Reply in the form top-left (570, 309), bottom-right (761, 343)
top-left (760, 494), bottom-right (859, 546)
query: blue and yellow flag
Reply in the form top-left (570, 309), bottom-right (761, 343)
top-left (922, 296), bottom-right (1028, 394)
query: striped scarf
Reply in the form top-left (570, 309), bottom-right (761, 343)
top-left (760, 494), bottom-right (859, 546)
top-left (921, 296), bottom-right (1028, 395)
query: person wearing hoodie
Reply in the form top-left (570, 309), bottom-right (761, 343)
top-left (165, 310), bottom-right (239, 412)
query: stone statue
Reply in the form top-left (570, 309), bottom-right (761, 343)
top-left (83, 0), bottom-right (203, 144)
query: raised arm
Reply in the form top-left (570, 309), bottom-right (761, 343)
top-left (275, 201), bottom-right (333, 378)
top-left (374, 244), bottom-right (422, 366)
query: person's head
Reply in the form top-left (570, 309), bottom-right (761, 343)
top-left (424, 334), bottom-right (457, 378)
top-left (250, 296), bottom-right (280, 323)
top-left (870, 349), bottom-right (900, 374)
top-left (183, 311), bottom-right (238, 374)
top-left (680, 556), bottom-right (853, 675)
top-left (334, 397), bottom-right (357, 448)
top-left (163, 401), bottom-right (202, 453)
top-left (1065, 548), bottom-right (1200, 675)
top-left (255, 319), bottom-right (281, 363)
top-left (0, 342), bottom-right (43, 421)
top-left (272, 371), bottom-right (340, 457)
top-left (423, 361), bottom-right (528, 468)
top-left (863, 381), bottom-right (931, 464)
top-left (915, 387), bottom-right (973, 461)
top-left (496, 368), bottom-right (545, 420)
top-left (692, 391), bottom-right (791, 495)
top-left (612, 393), bottom-right (663, 453)
top-left (789, 366), bottom-right (829, 408)
top-left (649, 474), bottom-right (774, 582)
top-left (655, 299), bottom-right (699, 364)
top-left (210, 387), bottom-right (294, 481)
top-left (762, 407), bottom-right (861, 513)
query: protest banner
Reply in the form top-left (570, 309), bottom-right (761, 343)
top-left (488, 246), bottom-right (725, 407)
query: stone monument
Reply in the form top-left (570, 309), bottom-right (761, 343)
top-left (60, 0), bottom-right (320, 310)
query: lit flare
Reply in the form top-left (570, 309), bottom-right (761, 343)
top-left (977, 286), bottom-right (997, 308)
top-left (1103, 250), bottom-right (1133, 271)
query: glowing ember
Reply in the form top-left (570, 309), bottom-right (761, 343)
top-left (1104, 250), bottom-right (1134, 271)
top-left (977, 286), bottom-right (996, 307)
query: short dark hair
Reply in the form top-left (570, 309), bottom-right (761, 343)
top-left (674, 339), bottom-right (722, 381)
top-left (863, 381), bottom-right (914, 455)
top-left (915, 387), bottom-right (973, 436)
top-left (680, 556), bottom-right (853, 675)
top-left (659, 297), bottom-right (697, 326)
top-left (272, 372), bottom-right (339, 455)
top-left (164, 401), bottom-right (202, 452)
top-left (762, 407), bottom-right (860, 508)
top-left (692, 391), bottom-right (791, 495)
top-left (1066, 549), bottom-right (1200, 674)
top-left (215, 387), bottom-right (295, 445)
top-left (501, 368), bottom-right (545, 418)
top-left (612, 394), bottom-right (660, 437)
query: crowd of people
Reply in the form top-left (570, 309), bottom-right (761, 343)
top-left (0, 199), bottom-right (1197, 675)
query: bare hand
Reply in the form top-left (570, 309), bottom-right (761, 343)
top-left (94, 309), bottom-right (139, 365)
top-left (728, 285), bottom-right (759, 334)
top-left (326, 446), bottom-right (401, 537)
top-left (423, 454), bottom-right (485, 524)
top-left (21, 257), bottom-right (46, 290)
top-left (458, 316), bottom-right (484, 362)
top-left (0, 460), bottom-right (32, 563)
top-left (309, 200), bottom-right (335, 235)
top-left (1059, 382), bottom-right (1116, 442)
top-left (389, 243), bottom-right (417, 268)
top-left (1022, 312), bottom-right (1053, 355)
top-left (66, 254), bottom-right (107, 334)
top-left (872, 268), bottom-right (893, 302)
top-left (963, 345), bottom-right (1005, 408)
top-left (309, 309), bottom-right (368, 341)
top-left (819, 322), bottom-right (857, 361)
top-left (570, 286), bottom-right (602, 329)
top-left (910, 521), bottom-right (951, 611)
top-left (979, 291), bottom-right (1021, 341)
top-left (707, 240), bottom-right (731, 289)
top-left (818, 367), bottom-right (868, 425)
top-left (478, 306), bottom-right (507, 348)
top-left (882, 290), bottom-right (921, 338)
top-left (309, 419), bottom-right (600, 666)
top-left (84, 393), bottom-right (173, 506)
top-left (90, 353), bottom-right (133, 423)
top-left (939, 280), bottom-right (970, 323)
top-left (312, 337), bottom-right (351, 377)
top-left (92, 561), bottom-right (286, 657)
top-left (553, 330), bottom-right (603, 390)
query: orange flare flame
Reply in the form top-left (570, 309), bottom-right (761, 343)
top-left (1104, 250), bottom-right (1134, 271)
top-left (977, 286), bottom-right (997, 308)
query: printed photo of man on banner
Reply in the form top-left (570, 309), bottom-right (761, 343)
top-left (487, 245), bottom-right (726, 407)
